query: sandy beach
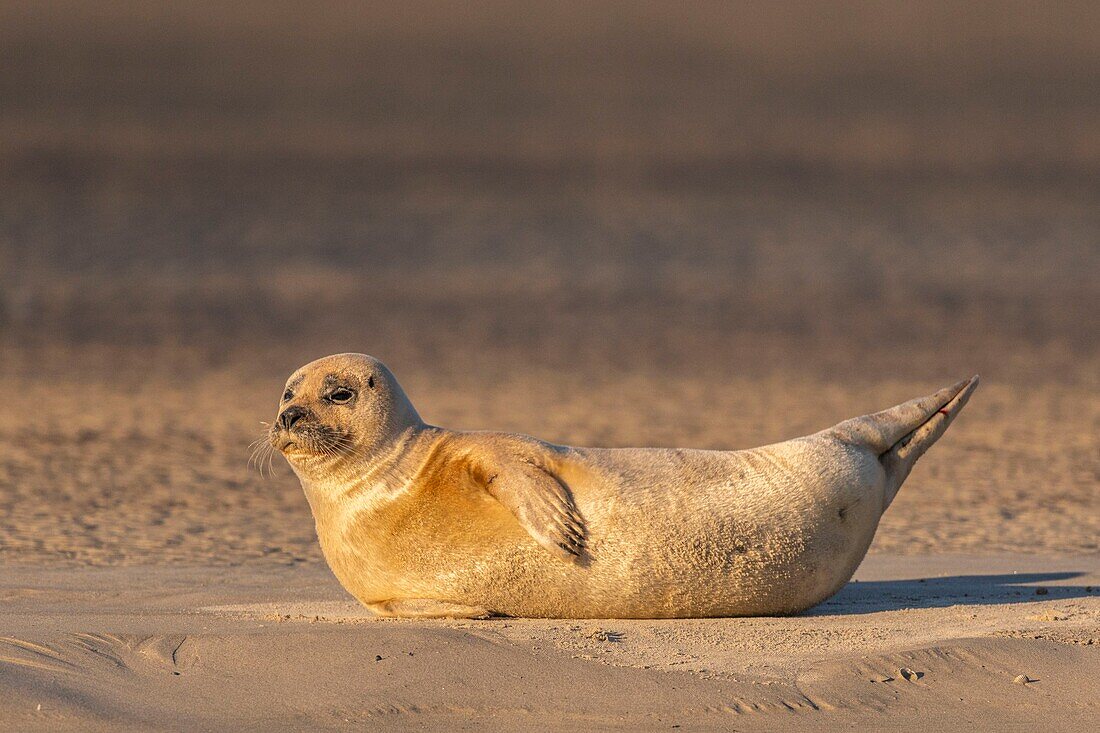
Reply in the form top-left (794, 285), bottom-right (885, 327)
top-left (1, 2), bottom-right (1098, 730)
top-left (2, 556), bottom-right (1097, 730)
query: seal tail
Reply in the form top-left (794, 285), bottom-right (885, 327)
top-left (831, 375), bottom-right (980, 509)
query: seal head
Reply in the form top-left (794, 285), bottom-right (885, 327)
top-left (268, 353), bottom-right (422, 483)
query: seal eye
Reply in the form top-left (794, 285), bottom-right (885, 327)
top-left (282, 389), bottom-right (294, 402)
top-left (328, 388), bottom-right (355, 404)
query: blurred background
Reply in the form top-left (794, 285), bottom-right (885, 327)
top-left (0, 1), bottom-right (1096, 566)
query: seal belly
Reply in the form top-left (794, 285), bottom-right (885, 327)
top-left (561, 437), bottom-right (886, 617)
top-left (322, 436), bottom-right (886, 618)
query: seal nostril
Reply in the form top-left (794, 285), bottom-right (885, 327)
top-left (279, 406), bottom-right (307, 430)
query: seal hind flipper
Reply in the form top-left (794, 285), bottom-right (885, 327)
top-left (472, 454), bottom-right (587, 564)
top-left (831, 375), bottom-right (979, 507)
top-left (879, 374), bottom-right (979, 506)
top-left (831, 376), bottom-right (978, 455)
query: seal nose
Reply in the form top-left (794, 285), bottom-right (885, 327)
top-left (279, 406), bottom-right (307, 431)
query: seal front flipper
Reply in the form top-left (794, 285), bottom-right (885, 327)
top-left (470, 451), bottom-right (587, 564)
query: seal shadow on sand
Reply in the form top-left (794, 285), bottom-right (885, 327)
top-left (809, 572), bottom-right (1092, 615)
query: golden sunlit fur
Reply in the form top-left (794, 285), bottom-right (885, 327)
top-left (270, 353), bottom-right (978, 619)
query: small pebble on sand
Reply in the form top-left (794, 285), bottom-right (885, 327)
top-left (899, 668), bottom-right (921, 681)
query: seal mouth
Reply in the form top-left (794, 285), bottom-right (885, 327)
top-left (278, 438), bottom-right (321, 458)
top-left (269, 422), bottom-right (355, 460)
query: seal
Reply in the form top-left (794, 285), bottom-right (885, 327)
top-left (269, 353), bottom-right (978, 619)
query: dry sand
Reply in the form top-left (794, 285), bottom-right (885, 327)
top-left (1, 2), bottom-right (1098, 730)
top-left (1, 556), bottom-right (1097, 731)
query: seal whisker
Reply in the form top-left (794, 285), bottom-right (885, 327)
top-left (247, 439), bottom-right (267, 477)
top-left (317, 432), bottom-right (360, 460)
top-left (267, 442), bottom-right (278, 477)
top-left (249, 428), bottom-right (280, 479)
